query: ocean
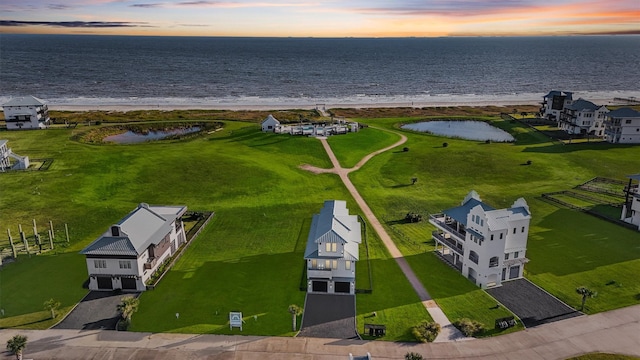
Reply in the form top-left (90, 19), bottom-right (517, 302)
top-left (1, 34), bottom-right (639, 108)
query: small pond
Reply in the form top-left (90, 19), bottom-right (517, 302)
top-left (402, 121), bottom-right (515, 142)
top-left (104, 127), bottom-right (201, 144)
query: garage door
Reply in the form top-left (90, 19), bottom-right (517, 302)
top-left (97, 277), bottom-right (113, 290)
top-left (312, 280), bottom-right (328, 292)
top-left (335, 281), bottom-right (350, 293)
top-left (121, 277), bottom-right (137, 290)
top-left (509, 265), bottom-right (520, 279)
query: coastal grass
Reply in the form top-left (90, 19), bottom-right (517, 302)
top-left (327, 127), bottom-right (401, 168)
top-left (0, 120), bottom-right (431, 339)
top-left (345, 116), bottom-right (640, 319)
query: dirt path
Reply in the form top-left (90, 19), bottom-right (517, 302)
top-left (300, 128), bottom-right (466, 342)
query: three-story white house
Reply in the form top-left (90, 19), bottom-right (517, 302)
top-left (429, 191), bottom-right (531, 289)
top-left (604, 108), bottom-right (640, 144)
top-left (80, 203), bottom-right (187, 292)
top-left (558, 98), bottom-right (609, 137)
top-left (2, 96), bottom-right (50, 130)
top-left (540, 90), bottom-right (573, 122)
top-left (304, 200), bottom-right (361, 294)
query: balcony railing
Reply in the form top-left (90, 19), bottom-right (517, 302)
top-left (144, 257), bottom-right (157, 270)
top-left (429, 214), bottom-right (466, 241)
top-left (432, 231), bottom-right (463, 256)
top-left (307, 268), bottom-right (332, 279)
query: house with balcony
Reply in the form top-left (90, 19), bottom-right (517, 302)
top-left (304, 200), bottom-right (361, 294)
top-left (604, 108), bottom-right (640, 144)
top-left (429, 191), bottom-right (531, 289)
top-left (0, 140), bottom-right (29, 171)
top-left (621, 174), bottom-right (640, 230)
top-left (558, 98), bottom-right (609, 137)
top-left (2, 96), bottom-right (50, 130)
top-left (540, 90), bottom-right (573, 122)
top-left (80, 203), bottom-right (187, 291)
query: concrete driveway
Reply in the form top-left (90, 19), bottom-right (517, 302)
top-left (298, 293), bottom-right (358, 339)
top-left (54, 291), bottom-right (139, 330)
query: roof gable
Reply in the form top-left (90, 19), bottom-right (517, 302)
top-left (607, 107), bottom-right (640, 118)
top-left (566, 98), bottom-right (599, 111)
top-left (304, 200), bottom-right (361, 259)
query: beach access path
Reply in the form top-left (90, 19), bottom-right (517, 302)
top-left (300, 128), bottom-right (466, 342)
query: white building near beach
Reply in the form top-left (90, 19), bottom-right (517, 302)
top-left (80, 203), bottom-right (187, 292)
top-left (540, 90), bottom-right (573, 122)
top-left (558, 98), bottom-right (609, 137)
top-left (2, 96), bottom-right (50, 130)
top-left (261, 114), bottom-right (281, 132)
top-left (429, 191), bottom-right (531, 289)
top-left (304, 200), bottom-right (361, 294)
top-left (604, 108), bottom-right (640, 144)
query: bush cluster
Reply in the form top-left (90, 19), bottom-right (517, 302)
top-left (412, 320), bottom-right (440, 342)
top-left (453, 318), bottom-right (485, 337)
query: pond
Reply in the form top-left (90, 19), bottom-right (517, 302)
top-left (402, 121), bottom-right (515, 142)
top-left (104, 127), bottom-right (201, 144)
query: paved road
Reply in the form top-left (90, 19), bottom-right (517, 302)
top-left (2, 303), bottom-right (639, 359)
top-left (302, 129), bottom-right (466, 341)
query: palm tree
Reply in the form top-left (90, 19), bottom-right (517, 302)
top-left (288, 304), bottom-right (303, 331)
top-left (6, 334), bottom-right (27, 360)
top-left (43, 298), bottom-right (61, 319)
top-left (576, 286), bottom-right (597, 311)
top-left (117, 296), bottom-right (139, 322)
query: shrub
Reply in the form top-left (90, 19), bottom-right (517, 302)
top-left (526, 160), bottom-right (532, 165)
top-left (116, 318), bottom-right (130, 331)
top-left (405, 352), bottom-right (424, 360)
top-left (403, 147), bottom-right (409, 152)
top-left (412, 320), bottom-right (440, 342)
top-left (442, 142), bottom-right (448, 148)
top-left (453, 318), bottom-right (485, 337)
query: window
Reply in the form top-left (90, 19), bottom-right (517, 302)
top-left (311, 259), bottom-right (317, 269)
top-left (504, 253), bottom-right (509, 260)
top-left (94, 260), bottom-right (107, 269)
top-left (345, 261), bottom-right (351, 270)
top-left (513, 228), bottom-right (516, 234)
top-left (489, 256), bottom-right (499, 268)
top-left (514, 251), bottom-right (519, 258)
top-left (468, 251), bottom-right (479, 265)
top-left (325, 243), bottom-right (331, 252)
top-left (626, 119), bottom-right (632, 124)
top-left (521, 226), bottom-right (525, 233)
top-left (332, 260), bottom-right (338, 269)
top-left (325, 260), bottom-right (331, 269)
top-left (480, 219), bottom-right (484, 226)
top-left (119, 261), bottom-right (132, 269)
top-left (500, 233), bottom-right (503, 240)
top-left (490, 234), bottom-right (494, 241)
top-left (325, 242), bottom-right (337, 252)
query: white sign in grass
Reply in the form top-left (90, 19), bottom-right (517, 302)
top-left (229, 311), bottom-right (243, 331)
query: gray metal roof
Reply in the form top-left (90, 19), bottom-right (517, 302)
top-left (81, 203), bottom-right (187, 257)
top-left (566, 99), bottom-right (600, 111)
top-left (607, 108), bottom-right (640, 118)
top-left (544, 90), bottom-right (573, 100)
top-left (443, 198), bottom-right (494, 226)
top-left (2, 96), bottom-right (47, 107)
top-left (304, 200), bottom-right (361, 261)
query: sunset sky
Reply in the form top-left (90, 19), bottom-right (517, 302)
top-left (1, 0), bottom-right (638, 37)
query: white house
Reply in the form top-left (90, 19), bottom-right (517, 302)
top-left (80, 203), bottom-right (187, 292)
top-left (429, 191), bottom-right (531, 289)
top-left (304, 200), bottom-right (361, 294)
top-left (0, 140), bottom-right (30, 171)
top-left (540, 90), bottom-right (573, 122)
top-left (604, 108), bottom-right (640, 144)
top-left (621, 174), bottom-right (640, 230)
top-left (558, 98), bottom-right (609, 137)
top-left (261, 114), bottom-right (281, 132)
top-left (2, 96), bottom-right (50, 130)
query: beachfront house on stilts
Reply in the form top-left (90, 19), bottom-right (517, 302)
top-left (429, 191), bottom-right (531, 289)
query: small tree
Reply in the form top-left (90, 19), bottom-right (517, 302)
top-left (442, 142), bottom-right (448, 148)
top-left (411, 177), bottom-right (418, 185)
top-left (412, 320), bottom-right (440, 342)
top-left (576, 286), bottom-right (597, 311)
top-left (288, 304), bottom-right (303, 331)
top-left (6, 334), bottom-right (27, 360)
top-left (117, 296), bottom-right (139, 322)
top-left (405, 352), bottom-right (424, 360)
top-left (453, 318), bottom-right (485, 337)
top-left (43, 298), bottom-right (61, 319)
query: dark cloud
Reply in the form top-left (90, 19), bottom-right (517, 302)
top-left (178, 1), bottom-right (221, 6)
top-left (0, 20), bottom-right (148, 28)
top-left (355, 0), bottom-right (535, 17)
top-left (130, 3), bottom-right (164, 8)
top-left (48, 4), bottom-right (72, 10)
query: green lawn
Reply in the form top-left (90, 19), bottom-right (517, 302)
top-left (1, 113), bottom-right (639, 340)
